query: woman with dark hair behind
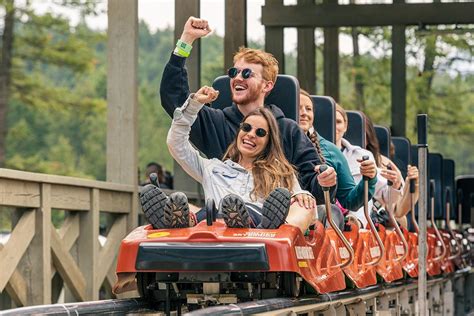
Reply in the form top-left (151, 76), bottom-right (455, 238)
top-left (141, 85), bottom-right (317, 233)
top-left (362, 113), bottom-right (419, 228)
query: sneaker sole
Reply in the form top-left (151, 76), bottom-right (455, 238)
top-left (139, 185), bottom-right (171, 229)
top-left (221, 194), bottom-right (249, 228)
top-left (169, 192), bottom-right (189, 228)
top-left (260, 188), bottom-right (291, 229)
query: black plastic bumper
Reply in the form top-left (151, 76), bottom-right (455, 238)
top-left (136, 242), bottom-right (269, 271)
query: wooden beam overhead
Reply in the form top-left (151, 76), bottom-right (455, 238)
top-left (262, 3), bottom-right (474, 27)
top-left (265, 0), bottom-right (285, 71)
top-left (225, 0), bottom-right (247, 70)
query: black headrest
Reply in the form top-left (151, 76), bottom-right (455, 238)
top-left (429, 153), bottom-right (444, 220)
top-left (345, 111), bottom-right (366, 148)
top-left (456, 175), bottom-right (474, 224)
top-left (211, 74), bottom-right (300, 121)
top-left (311, 96), bottom-right (336, 143)
top-left (374, 125), bottom-right (390, 158)
top-left (392, 136), bottom-right (411, 179)
top-left (443, 159), bottom-right (456, 220)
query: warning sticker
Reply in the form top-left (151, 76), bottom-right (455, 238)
top-left (370, 246), bottom-right (381, 258)
top-left (339, 247), bottom-right (350, 259)
top-left (395, 245), bottom-right (405, 255)
top-left (295, 246), bottom-right (315, 260)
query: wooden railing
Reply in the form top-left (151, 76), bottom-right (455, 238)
top-left (0, 168), bottom-right (138, 308)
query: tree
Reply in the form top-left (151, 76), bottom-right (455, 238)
top-left (0, 0), bottom-right (102, 167)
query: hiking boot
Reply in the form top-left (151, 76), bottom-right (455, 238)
top-left (139, 185), bottom-right (171, 229)
top-left (220, 194), bottom-right (250, 228)
top-left (140, 186), bottom-right (190, 229)
top-left (168, 192), bottom-right (190, 228)
top-left (259, 188), bottom-right (291, 229)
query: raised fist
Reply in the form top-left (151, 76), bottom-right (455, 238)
top-left (180, 16), bottom-right (212, 45)
top-left (193, 86), bottom-right (219, 104)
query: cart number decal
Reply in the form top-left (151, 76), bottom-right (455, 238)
top-left (370, 246), bottom-right (381, 258)
top-left (395, 245), bottom-right (405, 255)
top-left (295, 246), bottom-right (314, 259)
top-left (339, 247), bottom-right (350, 259)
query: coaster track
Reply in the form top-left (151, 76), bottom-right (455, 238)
top-left (1, 269), bottom-right (471, 315)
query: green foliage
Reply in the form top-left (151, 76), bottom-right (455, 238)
top-left (339, 26), bottom-right (474, 175)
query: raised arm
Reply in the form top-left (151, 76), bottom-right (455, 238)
top-left (167, 86), bottom-right (219, 182)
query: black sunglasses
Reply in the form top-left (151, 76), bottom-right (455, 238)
top-left (228, 67), bottom-right (253, 79)
top-left (239, 122), bottom-right (268, 138)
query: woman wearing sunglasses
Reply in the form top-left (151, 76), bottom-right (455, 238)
top-left (142, 85), bottom-right (317, 233)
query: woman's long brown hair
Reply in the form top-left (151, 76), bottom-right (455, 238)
top-left (222, 107), bottom-right (296, 200)
top-left (362, 112), bottom-right (382, 167)
top-left (299, 89), bottom-right (326, 163)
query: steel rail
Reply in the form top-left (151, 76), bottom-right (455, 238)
top-left (1, 269), bottom-right (470, 315)
top-left (0, 298), bottom-right (153, 316)
top-left (187, 269), bottom-right (471, 315)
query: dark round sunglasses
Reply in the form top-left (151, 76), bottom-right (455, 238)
top-left (239, 122), bottom-right (268, 138)
top-left (228, 67), bottom-right (253, 79)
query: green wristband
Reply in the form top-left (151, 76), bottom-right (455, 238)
top-left (176, 39), bottom-right (192, 56)
top-left (175, 46), bottom-right (190, 58)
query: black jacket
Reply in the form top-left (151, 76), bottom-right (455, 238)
top-left (160, 53), bottom-right (334, 203)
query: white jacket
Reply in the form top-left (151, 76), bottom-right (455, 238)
top-left (341, 138), bottom-right (403, 227)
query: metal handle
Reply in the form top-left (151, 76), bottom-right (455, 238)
top-left (445, 187), bottom-right (462, 260)
top-left (361, 155), bottom-right (385, 266)
top-left (429, 181), bottom-right (447, 262)
top-left (384, 163), bottom-right (408, 262)
top-left (387, 204), bottom-right (409, 263)
top-left (319, 164), bottom-right (354, 269)
top-left (457, 189), bottom-right (463, 229)
top-left (149, 172), bottom-right (160, 187)
top-left (409, 178), bottom-right (419, 232)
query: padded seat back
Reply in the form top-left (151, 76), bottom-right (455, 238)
top-left (374, 125), bottom-right (390, 158)
top-left (392, 136), bottom-right (411, 179)
top-left (442, 159), bottom-right (456, 220)
top-left (456, 176), bottom-right (474, 224)
top-left (211, 74), bottom-right (300, 121)
top-left (311, 96), bottom-right (336, 143)
top-left (345, 111), bottom-right (366, 148)
top-left (429, 153), bottom-right (444, 220)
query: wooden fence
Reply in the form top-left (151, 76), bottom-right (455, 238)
top-left (0, 168), bottom-right (138, 308)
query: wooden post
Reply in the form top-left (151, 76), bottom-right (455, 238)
top-left (76, 189), bottom-right (100, 300)
top-left (27, 184), bottom-right (52, 305)
top-left (391, 0), bottom-right (406, 137)
top-left (225, 0), bottom-right (247, 70)
top-left (323, 27), bottom-right (339, 101)
top-left (265, 0), bottom-right (285, 71)
top-left (175, 0), bottom-right (200, 92)
top-left (322, 0), bottom-right (339, 101)
top-left (297, 0), bottom-right (316, 93)
top-left (173, 0), bottom-right (203, 194)
top-left (107, 0), bottom-right (138, 231)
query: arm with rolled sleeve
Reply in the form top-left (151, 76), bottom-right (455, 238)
top-left (166, 96), bottom-right (207, 183)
